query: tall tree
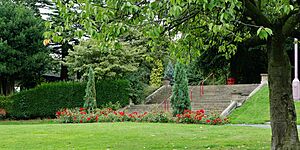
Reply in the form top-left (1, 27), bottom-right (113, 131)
top-left (0, 1), bottom-right (50, 95)
top-left (83, 67), bottom-right (97, 113)
top-left (170, 61), bottom-right (191, 116)
top-left (50, 0), bottom-right (300, 148)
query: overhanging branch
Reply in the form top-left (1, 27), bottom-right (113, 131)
top-left (282, 11), bottom-right (300, 37)
top-left (243, 0), bottom-right (271, 27)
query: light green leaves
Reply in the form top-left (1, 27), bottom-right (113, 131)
top-left (257, 27), bottom-right (273, 40)
top-left (170, 5), bottom-right (182, 17)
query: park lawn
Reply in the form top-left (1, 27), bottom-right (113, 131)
top-left (0, 122), bottom-right (271, 149)
top-left (229, 86), bottom-right (300, 124)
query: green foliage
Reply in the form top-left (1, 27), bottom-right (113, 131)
top-left (83, 67), bottom-right (97, 112)
top-left (257, 27), bottom-right (273, 40)
top-left (7, 80), bottom-right (130, 119)
top-left (0, 1), bottom-right (50, 91)
top-left (170, 62), bottom-right (191, 116)
top-left (0, 96), bottom-right (8, 109)
top-left (101, 102), bottom-right (121, 111)
top-left (66, 39), bottom-right (145, 79)
top-left (150, 59), bottom-right (163, 87)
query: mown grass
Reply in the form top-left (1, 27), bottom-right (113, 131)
top-left (0, 122), bottom-right (271, 149)
top-left (229, 86), bottom-right (300, 124)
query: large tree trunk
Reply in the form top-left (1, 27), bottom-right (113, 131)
top-left (268, 30), bottom-right (300, 149)
top-left (0, 77), bottom-right (15, 96)
top-left (60, 43), bottom-right (70, 80)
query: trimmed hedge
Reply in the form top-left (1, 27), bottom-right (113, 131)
top-left (7, 80), bottom-right (130, 119)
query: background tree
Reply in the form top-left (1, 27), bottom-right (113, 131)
top-left (164, 61), bottom-right (174, 84)
top-left (66, 39), bottom-right (145, 80)
top-left (170, 62), bottom-right (191, 116)
top-left (0, 1), bottom-right (50, 95)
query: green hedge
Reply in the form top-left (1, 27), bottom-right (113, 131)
top-left (7, 80), bottom-right (130, 119)
top-left (0, 96), bottom-right (8, 109)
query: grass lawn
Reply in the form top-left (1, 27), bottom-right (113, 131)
top-left (0, 122), bottom-right (271, 149)
top-left (229, 86), bottom-right (300, 124)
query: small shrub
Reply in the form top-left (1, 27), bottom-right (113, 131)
top-left (101, 102), bottom-right (121, 110)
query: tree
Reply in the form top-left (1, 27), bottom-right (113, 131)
top-left (0, 1), bottom-right (50, 95)
top-left (149, 59), bottom-right (163, 86)
top-left (66, 39), bottom-right (145, 79)
top-left (50, 0), bottom-right (300, 148)
top-left (170, 62), bottom-right (191, 116)
top-left (83, 67), bottom-right (97, 113)
top-left (163, 61), bottom-right (174, 83)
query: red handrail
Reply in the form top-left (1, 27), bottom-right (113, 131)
top-left (190, 73), bottom-right (214, 101)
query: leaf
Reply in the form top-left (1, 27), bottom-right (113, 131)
top-left (256, 26), bottom-right (263, 36)
top-left (264, 28), bottom-right (273, 35)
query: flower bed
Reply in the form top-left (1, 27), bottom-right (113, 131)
top-left (56, 108), bottom-right (229, 125)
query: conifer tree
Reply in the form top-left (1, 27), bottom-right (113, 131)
top-left (163, 61), bottom-right (174, 84)
top-left (170, 62), bottom-right (191, 116)
top-left (83, 67), bottom-right (97, 113)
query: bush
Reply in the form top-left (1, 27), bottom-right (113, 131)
top-left (8, 80), bottom-right (130, 119)
top-left (0, 96), bottom-right (10, 119)
top-left (0, 96), bottom-right (8, 109)
top-left (56, 108), bottom-right (228, 125)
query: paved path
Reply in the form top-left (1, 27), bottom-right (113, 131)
top-left (228, 124), bottom-right (300, 128)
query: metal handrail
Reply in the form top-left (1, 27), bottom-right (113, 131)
top-left (190, 73), bottom-right (214, 101)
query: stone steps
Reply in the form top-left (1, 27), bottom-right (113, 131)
top-left (123, 84), bottom-right (259, 114)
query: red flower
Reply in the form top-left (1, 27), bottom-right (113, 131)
top-left (80, 120), bottom-right (83, 123)
top-left (132, 111), bottom-right (138, 115)
top-left (113, 111), bottom-right (117, 115)
top-left (73, 117), bottom-right (77, 120)
top-left (95, 116), bottom-right (99, 121)
top-left (199, 109), bottom-right (205, 114)
top-left (176, 114), bottom-right (181, 118)
top-left (80, 107), bottom-right (85, 111)
top-left (206, 120), bottom-right (211, 123)
top-left (56, 111), bottom-right (61, 116)
top-left (80, 111), bottom-right (87, 115)
top-left (119, 111), bottom-right (125, 116)
top-left (183, 109), bottom-right (191, 114)
top-left (87, 117), bottom-right (91, 121)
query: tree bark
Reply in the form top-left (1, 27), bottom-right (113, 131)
top-left (60, 42), bottom-right (70, 80)
top-left (0, 77), bottom-right (15, 96)
top-left (268, 30), bottom-right (300, 149)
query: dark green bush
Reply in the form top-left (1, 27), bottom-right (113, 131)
top-left (0, 96), bottom-right (6, 109)
top-left (8, 80), bottom-right (130, 119)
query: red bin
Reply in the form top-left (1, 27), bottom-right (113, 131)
top-left (227, 77), bottom-right (236, 85)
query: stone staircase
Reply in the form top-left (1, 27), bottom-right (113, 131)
top-left (123, 84), bottom-right (259, 114)
top-left (190, 84), bottom-right (259, 114)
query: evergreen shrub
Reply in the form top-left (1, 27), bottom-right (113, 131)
top-left (170, 62), bottom-right (191, 116)
top-left (7, 80), bottom-right (130, 119)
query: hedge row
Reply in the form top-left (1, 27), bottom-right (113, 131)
top-left (6, 80), bottom-right (130, 119)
